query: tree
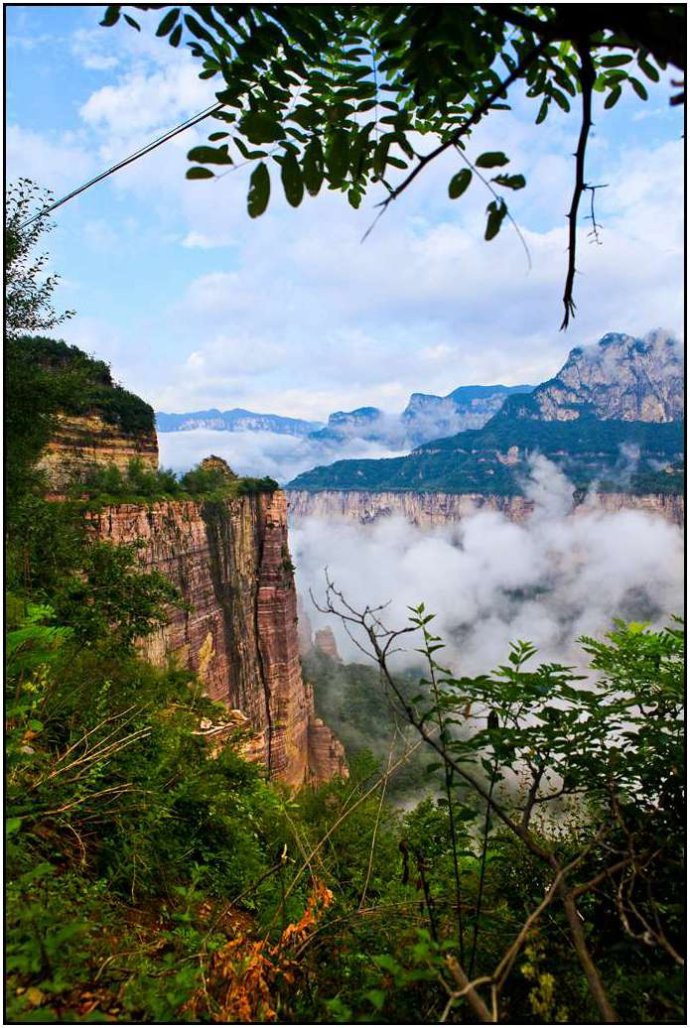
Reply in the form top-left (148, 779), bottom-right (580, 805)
top-left (103, 4), bottom-right (685, 328)
top-left (317, 582), bottom-right (684, 1023)
top-left (5, 178), bottom-right (74, 340)
top-left (5, 181), bottom-right (78, 511)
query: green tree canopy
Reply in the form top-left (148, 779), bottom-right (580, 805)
top-left (104, 4), bottom-right (685, 327)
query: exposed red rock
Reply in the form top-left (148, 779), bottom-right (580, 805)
top-left (314, 626), bottom-right (342, 662)
top-left (89, 491), bottom-right (346, 786)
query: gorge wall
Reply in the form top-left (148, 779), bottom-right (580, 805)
top-left (288, 489), bottom-right (684, 528)
top-left (89, 490), bottom-right (346, 787)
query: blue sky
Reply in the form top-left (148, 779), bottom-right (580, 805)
top-left (7, 5), bottom-right (685, 421)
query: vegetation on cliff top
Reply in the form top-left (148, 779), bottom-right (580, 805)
top-left (288, 415), bottom-right (684, 495)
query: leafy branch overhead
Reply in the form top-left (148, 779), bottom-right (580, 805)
top-left (103, 5), bottom-right (685, 328)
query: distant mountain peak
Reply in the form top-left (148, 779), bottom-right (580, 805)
top-left (516, 329), bottom-right (683, 423)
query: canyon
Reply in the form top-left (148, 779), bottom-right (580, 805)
top-left (288, 488), bottom-right (684, 528)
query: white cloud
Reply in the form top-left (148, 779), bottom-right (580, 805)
top-left (182, 231), bottom-right (236, 250)
top-left (71, 28), bottom-right (120, 71)
top-left (157, 427), bottom-right (407, 483)
top-left (80, 64), bottom-right (214, 137)
top-left (7, 12), bottom-right (684, 419)
top-left (292, 459), bottom-right (684, 673)
top-left (6, 124), bottom-right (95, 194)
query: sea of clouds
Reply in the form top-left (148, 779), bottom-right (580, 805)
top-left (291, 457), bottom-right (684, 676)
top-left (157, 427), bottom-right (408, 483)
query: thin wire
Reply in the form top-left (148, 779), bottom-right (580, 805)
top-left (17, 100), bottom-right (225, 230)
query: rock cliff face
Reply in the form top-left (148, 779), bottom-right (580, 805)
top-left (38, 412), bottom-right (158, 490)
top-left (288, 489), bottom-right (684, 528)
top-left (90, 491), bottom-right (346, 786)
top-left (510, 330), bottom-right (683, 422)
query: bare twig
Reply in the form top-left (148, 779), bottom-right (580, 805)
top-left (358, 728), bottom-right (397, 910)
top-left (561, 40), bottom-right (596, 330)
top-left (453, 143), bottom-right (532, 270)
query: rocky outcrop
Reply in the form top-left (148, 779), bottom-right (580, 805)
top-left (402, 384), bottom-right (533, 444)
top-left (314, 626), bottom-right (342, 662)
top-left (38, 412), bottom-right (158, 490)
top-left (90, 491), bottom-right (346, 786)
top-left (511, 330), bottom-right (684, 423)
top-left (288, 489), bottom-right (684, 528)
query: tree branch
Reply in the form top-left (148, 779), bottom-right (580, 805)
top-left (372, 39), bottom-right (547, 215)
top-left (560, 40), bottom-right (596, 330)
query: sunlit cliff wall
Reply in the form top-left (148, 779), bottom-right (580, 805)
top-left (288, 489), bottom-right (684, 528)
top-left (89, 491), bottom-right (346, 786)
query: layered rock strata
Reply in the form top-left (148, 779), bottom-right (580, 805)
top-left (39, 413), bottom-right (158, 490)
top-left (90, 491), bottom-right (346, 786)
top-left (288, 489), bottom-right (684, 528)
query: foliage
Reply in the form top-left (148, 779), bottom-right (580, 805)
top-left (5, 179), bottom-right (75, 340)
top-left (316, 586), bottom-right (685, 1023)
top-left (72, 458), bottom-right (280, 503)
top-left (104, 5), bottom-right (684, 325)
top-left (13, 335), bottom-right (155, 435)
top-left (301, 648), bottom-right (438, 802)
top-left (288, 415), bottom-right (684, 494)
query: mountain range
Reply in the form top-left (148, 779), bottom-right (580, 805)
top-left (156, 383), bottom-right (534, 451)
top-left (287, 330), bottom-right (684, 496)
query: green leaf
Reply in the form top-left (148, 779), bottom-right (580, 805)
top-left (493, 173), bottom-right (526, 190)
top-left (6, 817), bottom-right (22, 837)
top-left (326, 130), bottom-right (350, 181)
top-left (629, 77), bottom-right (648, 101)
top-left (99, 6), bottom-right (120, 27)
top-left (186, 167), bottom-right (215, 180)
top-left (123, 13), bottom-right (140, 31)
top-left (169, 24), bottom-right (183, 47)
top-left (187, 145), bottom-right (232, 165)
top-left (604, 85), bottom-right (622, 109)
top-left (535, 97), bottom-right (550, 124)
top-left (184, 13), bottom-right (215, 45)
top-left (365, 989), bottom-right (387, 1011)
top-left (374, 954), bottom-right (400, 974)
top-left (242, 112), bottom-right (285, 145)
top-left (302, 139), bottom-right (324, 196)
top-left (599, 53), bottom-right (633, 67)
top-left (476, 151), bottom-right (509, 169)
top-left (485, 199), bottom-right (507, 241)
top-left (156, 8), bottom-right (180, 37)
top-left (448, 168), bottom-right (473, 200)
top-left (248, 162), bottom-right (270, 218)
top-left (208, 132), bottom-right (229, 142)
top-left (551, 89), bottom-right (570, 112)
top-left (280, 153), bottom-right (304, 207)
top-left (637, 55), bottom-right (660, 82)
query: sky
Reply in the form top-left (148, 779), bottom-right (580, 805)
top-left (6, 5), bottom-right (685, 422)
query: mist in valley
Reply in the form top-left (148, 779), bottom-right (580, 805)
top-left (292, 457), bottom-right (684, 679)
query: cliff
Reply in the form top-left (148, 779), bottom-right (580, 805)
top-left (288, 489), bottom-right (684, 528)
top-left (90, 491), bottom-right (346, 786)
top-left (505, 330), bottom-right (683, 423)
top-left (38, 412), bottom-right (158, 490)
